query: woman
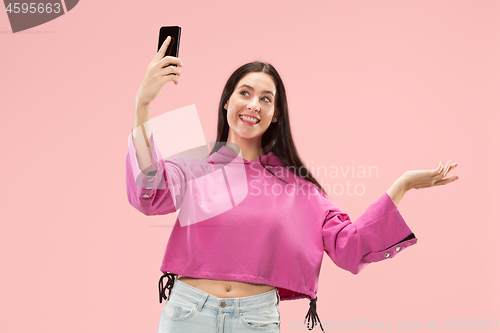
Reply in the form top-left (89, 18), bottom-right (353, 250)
top-left (126, 36), bottom-right (459, 333)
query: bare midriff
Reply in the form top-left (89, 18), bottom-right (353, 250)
top-left (177, 275), bottom-right (276, 298)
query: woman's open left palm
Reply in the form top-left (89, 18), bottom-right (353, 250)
top-left (404, 161), bottom-right (459, 190)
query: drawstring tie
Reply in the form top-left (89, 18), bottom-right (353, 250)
top-left (304, 296), bottom-right (325, 332)
top-left (158, 272), bottom-right (176, 303)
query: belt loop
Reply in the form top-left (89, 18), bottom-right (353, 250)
top-left (275, 289), bottom-right (280, 305)
top-left (235, 298), bottom-right (240, 318)
top-left (197, 293), bottom-right (209, 312)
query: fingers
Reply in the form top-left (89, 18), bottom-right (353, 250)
top-left (436, 161), bottom-right (443, 174)
top-left (434, 175), bottom-right (459, 186)
top-left (432, 161), bottom-right (444, 177)
top-left (158, 55), bottom-right (183, 69)
top-left (436, 160), bottom-right (458, 175)
top-left (159, 64), bottom-right (181, 75)
top-left (434, 160), bottom-right (459, 185)
top-left (158, 66), bottom-right (182, 84)
top-left (443, 160), bottom-right (452, 176)
top-left (154, 36), bottom-right (171, 62)
top-left (443, 161), bottom-right (459, 177)
top-left (160, 73), bottom-right (179, 85)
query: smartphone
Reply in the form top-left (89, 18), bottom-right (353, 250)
top-left (158, 26), bottom-right (181, 68)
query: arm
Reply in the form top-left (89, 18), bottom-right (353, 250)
top-left (126, 37), bottom-right (185, 216)
top-left (126, 99), bottom-right (176, 216)
top-left (126, 102), bottom-right (209, 216)
top-left (132, 100), bottom-right (155, 175)
top-left (321, 191), bottom-right (417, 275)
top-left (386, 175), bottom-right (409, 207)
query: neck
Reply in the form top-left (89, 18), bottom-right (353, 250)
top-left (226, 131), bottom-right (263, 162)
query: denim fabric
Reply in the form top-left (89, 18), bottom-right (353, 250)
top-left (157, 276), bottom-right (281, 333)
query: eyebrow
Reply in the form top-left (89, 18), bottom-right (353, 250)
top-left (238, 84), bottom-right (275, 97)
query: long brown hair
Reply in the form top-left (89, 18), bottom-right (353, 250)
top-left (209, 61), bottom-right (327, 196)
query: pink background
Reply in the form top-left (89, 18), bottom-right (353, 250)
top-left (1, 0), bottom-right (499, 332)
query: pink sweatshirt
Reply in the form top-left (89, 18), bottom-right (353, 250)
top-left (125, 129), bottom-right (417, 331)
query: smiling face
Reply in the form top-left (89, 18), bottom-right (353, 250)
top-left (224, 72), bottom-right (278, 149)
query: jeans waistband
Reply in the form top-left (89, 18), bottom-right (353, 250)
top-left (168, 276), bottom-right (280, 313)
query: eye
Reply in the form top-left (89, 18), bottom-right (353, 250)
top-left (240, 91), bottom-right (272, 103)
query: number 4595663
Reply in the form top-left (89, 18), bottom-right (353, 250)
top-left (6, 3), bottom-right (62, 14)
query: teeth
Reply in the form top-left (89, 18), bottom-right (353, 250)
top-left (239, 115), bottom-right (259, 123)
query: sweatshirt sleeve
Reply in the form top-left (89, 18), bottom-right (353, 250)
top-left (125, 129), bottom-right (199, 216)
top-left (321, 191), bottom-right (417, 274)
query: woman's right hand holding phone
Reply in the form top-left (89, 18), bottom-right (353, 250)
top-left (136, 36), bottom-right (183, 106)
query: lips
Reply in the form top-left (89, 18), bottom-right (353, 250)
top-left (239, 114), bottom-right (260, 122)
top-left (239, 115), bottom-right (260, 126)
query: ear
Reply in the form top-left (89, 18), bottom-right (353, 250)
top-left (224, 101), bottom-right (228, 110)
top-left (271, 108), bottom-right (279, 122)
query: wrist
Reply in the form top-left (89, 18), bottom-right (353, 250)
top-left (399, 173), bottom-right (412, 192)
top-left (135, 95), bottom-right (150, 108)
top-left (386, 176), bottom-right (409, 207)
top-left (135, 99), bottom-right (150, 114)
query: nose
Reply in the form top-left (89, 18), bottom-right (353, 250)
top-left (247, 97), bottom-right (260, 112)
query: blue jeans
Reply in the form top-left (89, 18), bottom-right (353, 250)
top-left (157, 276), bottom-right (281, 333)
